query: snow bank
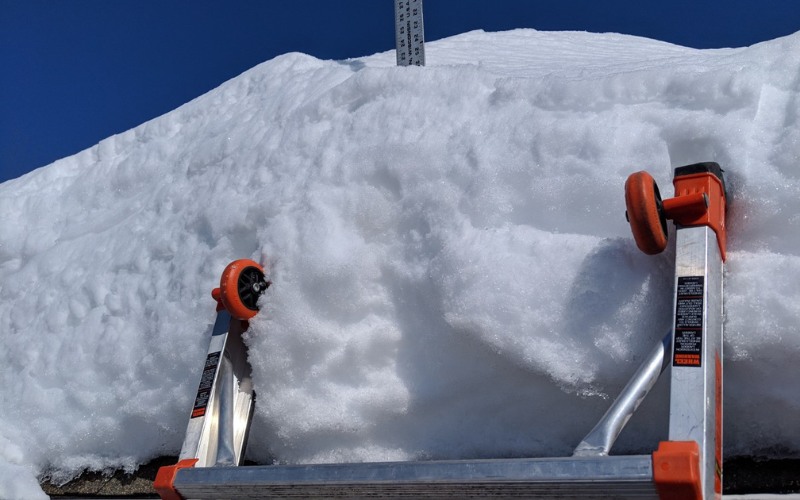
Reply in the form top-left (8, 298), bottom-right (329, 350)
top-left (1, 29), bottom-right (799, 497)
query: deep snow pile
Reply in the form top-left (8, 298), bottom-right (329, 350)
top-left (2, 29), bottom-right (800, 498)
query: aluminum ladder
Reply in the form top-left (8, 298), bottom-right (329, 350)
top-left (155, 162), bottom-right (727, 499)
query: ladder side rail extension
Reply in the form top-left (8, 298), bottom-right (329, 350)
top-left (665, 164), bottom-right (725, 500)
top-left (210, 319), bottom-right (255, 466)
top-left (178, 309), bottom-right (229, 466)
top-left (667, 225), bottom-right (724, 499)
top-left (155, 260), bottom-right (267, 500)
top-left (174, 311), bottom-right (253, 468)
top-left (626, 162), bottom-right (726, 499)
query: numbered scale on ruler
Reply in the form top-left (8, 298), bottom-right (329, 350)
top-left (395, 0), bottom-right (425, 66)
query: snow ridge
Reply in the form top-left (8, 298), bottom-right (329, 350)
top-left (1, 29), bottom-right (800, 498)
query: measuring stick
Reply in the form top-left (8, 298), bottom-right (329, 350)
top-left (395, 0), bottom-right (425, 66)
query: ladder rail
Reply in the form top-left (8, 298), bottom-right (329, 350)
top-left (668, 225), bottom-right (724, 498)
top-left (177, 310), bottom-right (255, 468)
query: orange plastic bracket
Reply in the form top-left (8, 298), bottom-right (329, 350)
top-left (154, 458), bottom-right (198, 500)
top-left (625, 163), bottom-right (727, 261)
top-left (652, 441), bottom-right (702, 500)
top-left (665, 165), bottom-right (727, 261)
top-left (211, 287), bottom-right (224, 312)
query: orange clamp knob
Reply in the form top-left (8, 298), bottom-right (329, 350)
top-left (653, 441), bottom-right (702, 500)
top-left (154, 458), bottom-right (198, 500)
top-left (670, 163), bottom-right (727, 261)
top-left (625, 163), bottom-right (727, 260)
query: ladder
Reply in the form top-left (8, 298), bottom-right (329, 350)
top-left (155, 162), bottom-right (727, 499)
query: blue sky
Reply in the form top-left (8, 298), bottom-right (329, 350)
top-left (2, 1), bottom-right (799, 184)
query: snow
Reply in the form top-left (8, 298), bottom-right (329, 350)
top-left (728, 496), bottom-right (800, 500)
top-left (1, 29), bottom-right (800, 498)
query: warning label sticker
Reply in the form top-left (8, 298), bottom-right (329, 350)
top-left (673, 276), bottom-right (704, 367)
top-left (191, 351), bottom-right (221, 418)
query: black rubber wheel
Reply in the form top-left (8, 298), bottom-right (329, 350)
top-left (237, 266), bottom-right (268, 311)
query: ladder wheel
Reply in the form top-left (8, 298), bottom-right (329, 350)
top-left (625, 171), bottom-right (668, 254)
top-left (219, 259), bottom-right (269, 320)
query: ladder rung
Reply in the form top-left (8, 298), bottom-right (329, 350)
top-left (173, 455), bottom-right (659, 499)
